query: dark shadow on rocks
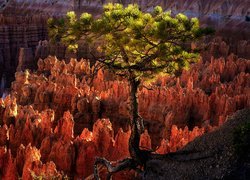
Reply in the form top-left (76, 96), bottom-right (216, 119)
top-left (144, 109), bottom-right (250, 180)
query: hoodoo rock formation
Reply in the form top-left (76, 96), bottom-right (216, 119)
top-left (0, 0), bottom-right (250, 92)
top-left (0, 0), bottom-right (249, 179)
top-left (0, 50), bottom-right (249, 178)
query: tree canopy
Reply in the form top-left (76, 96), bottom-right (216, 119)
top-left (48, 3), bottom-right (212, 82)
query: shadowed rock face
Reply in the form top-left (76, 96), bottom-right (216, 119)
top-left (144, 108), bottom-right (250, 180)
top-left (0, 0), bottom-right (74, 15)
top-left (1, 0), bottom-right (249, 23)
top-left (0, 14), bottom-right (48, 88)
top-left (0, 0), bottom-right (73, 89)
top-left (1, 1), bottom-right (250, 25)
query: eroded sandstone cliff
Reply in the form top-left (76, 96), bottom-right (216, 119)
top-left (0, 14), bottom-right (48, 88)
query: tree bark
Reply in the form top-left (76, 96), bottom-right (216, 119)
top-left (128, 77), bottom-right (143, 164)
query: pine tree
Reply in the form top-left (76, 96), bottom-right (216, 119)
top-left (48, 3), bottom-right (213, 179)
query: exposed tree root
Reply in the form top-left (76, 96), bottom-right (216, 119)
top-left (94, 157), bottom-right (138, 180)
top-left (94, 77), bottom-right (214, 180)
top-left (94, 149), bottom-right (214, 180)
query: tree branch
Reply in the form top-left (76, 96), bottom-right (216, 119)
top-left (94, 157), bottom-right (135, 180)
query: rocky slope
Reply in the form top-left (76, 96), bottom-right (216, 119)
top-left (144, 108), bottom-right (250, 180)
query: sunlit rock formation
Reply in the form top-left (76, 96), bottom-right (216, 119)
top-left (10, 54), bottom-right (250, 146)
top-left (0, 50), bottom-right (249, 178)
top-left (20, 144), bottom-right (61, 180)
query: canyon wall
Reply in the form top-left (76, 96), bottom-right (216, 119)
top-left (0, 14), bottom-right (48, 90)
top-left (3, 0), bottom-right (249, 18)
top-left (1, 0), bottom-right (249, 28)
top-left (0, 0), bottom-right (73, 15)
top-left (0, 0), bottom-right (250, 92)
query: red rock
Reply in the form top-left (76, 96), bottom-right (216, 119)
top-left (156, 139), bottom-right (170, 154)
top-left (0, 147), bottom-right (7, 172)
top-left (79, 128), bottom-right (93, 142)
top-left (140, 130), bottom-right (152, 150)
top-left (74, 137), bottom-right (97, 178)
top-left (48, 140), bottom-right (75, 175)
top-left (0, 125), bottom-right (8, 146)
top-left (113, 128), bottom-right (130, 159)
top-left (54, 111), bottom-right (74, 141)
top-left (92, 119), bottom-right (114, 157)
top-left (0, 98), bottom-right (5, 124)
top-left (1, 150), bottom-right (18, 180)
top-left (40, 135), bottom-right (56, 163)
top-left (21, 144), bottom-right (61, 180)
top-left (15, 144), bottom-right (25, 176)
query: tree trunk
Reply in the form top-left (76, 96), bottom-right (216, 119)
top-left (128, 78), bottom-right (142, 164)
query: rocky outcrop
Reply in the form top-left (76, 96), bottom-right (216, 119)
top-left (20, 144), bottom-right (62, 180)
top-left (5, 0), bottom-right (248, 23)
top-left (2, 0), bottom-right (249, 28)
top-left (145, 108), bottom-right (250, 180)
top-left (34, 40), bottom-right (67, 62)
top-left (202, 37), bottom-right (250, 60)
